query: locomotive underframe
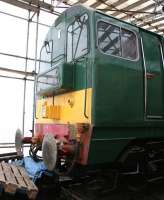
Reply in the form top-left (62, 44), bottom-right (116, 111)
top-left (33, 122), bottom-right (164, 185)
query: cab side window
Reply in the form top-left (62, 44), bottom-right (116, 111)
top-left (121, 28), bottom-right (138, 60)
top-left (97, 21), bottom-right (121, 57)
top-left (97, 21), bottom-right (138, 60)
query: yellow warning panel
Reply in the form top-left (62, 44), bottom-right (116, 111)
top-left (36, 88), bottom-right (92, 124)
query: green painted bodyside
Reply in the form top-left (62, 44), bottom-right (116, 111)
top-left (92, 12), bottom-right (164, 127)
top-left (88, 11), bottom-right (164, 164)
top-left (38, 5), bottom-right (164, 165)
top-left (88, 127), bottom-right (164, 164)
top-left (141, 31), bottom-right (164, 117)
top-left (37, 63), bottom-right (74, 96)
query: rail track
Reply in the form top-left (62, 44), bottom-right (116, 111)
top-left (60, 184), bottom-right (164, 200)
top-left (0, 170), bottom-right (163, 200)
top-left (59, 175), bottom-right (164, 200)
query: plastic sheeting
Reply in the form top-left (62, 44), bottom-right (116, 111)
top-left (14, 156), bottom-right (53, 182)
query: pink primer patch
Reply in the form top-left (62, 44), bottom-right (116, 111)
top-left (35, 123), bottom-right (69, 140)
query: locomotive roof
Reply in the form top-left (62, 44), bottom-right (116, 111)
top-left (55, 4), bottom-right (163, 38)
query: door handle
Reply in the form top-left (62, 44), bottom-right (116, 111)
top-left (146, 72), bottom-right (155, 79)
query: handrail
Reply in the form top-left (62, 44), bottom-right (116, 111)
top-left (84, 58), bottom-right (89, 119)
top-left (51, 54), bottom-right (65, 64)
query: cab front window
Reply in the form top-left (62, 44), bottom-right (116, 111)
top-left (67, 13), bottom-right (89, 62)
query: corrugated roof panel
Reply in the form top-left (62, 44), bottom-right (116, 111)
top-left (83, 0), bottom-right (97, 7)
top-left (96, 4), bottom-right (107, 9)
top-left (112, 0), bottom-right (129, 8)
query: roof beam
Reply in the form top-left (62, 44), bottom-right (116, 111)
top-left (22, 0), bottom-right (53, 11)
top-left (0, 0), bottom-right (39, 12)
top-left (90, 0), bottom-right (128, 12)
top-left (146, 23), bottom-right (164, 30)
top-left (141, 23), bottom-right (164, 33)
top-left (77, 0), bottom-right (88, 3)
top-left (90, 0), bottom-right (102, 8)
top-left (129, 9), bottom-right (160, 25)
top-left (0, 0), bottom-right (54, 12)
top-left (121, 3), bottom-right (155, 20)
top-left (111, 0), bottom-right (151, 17)
top-left (139, 16), bottom-right (164, 27)
top-left (0, 0), bottom-right (62, 16)
top-left (154, 28), bottom-right (164, 33)
top-left (112, 0), bottom-right (128, 8)
top-left (94, 0), bottom-right (127, 14)
top-left (91, 0), bottom-right (163, 34)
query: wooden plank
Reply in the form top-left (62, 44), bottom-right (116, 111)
top-left (0, 162), bottom-right (38, 199)
top-left (4, 182), bottom-right (17, 194)
top-left (16, 177), bottom-right (27, 189)
top-left (0, 163), bottom-right (6, 195)
top-left (0, 163), bottom-right (6, 184)
top-left (24, 177), bottom-right (38, 199)
top-left (10, 165), bottom-right (27, 189)
top-left (1, 162), bottom-right (17, 185)
top-left (10, 164), bottom-right (22, 178)
top-left (17, 167), bottom-right (29, 178)
top-left (18, 167), bottom-right (37, 189)
top-left (1, 162), bottom-right (18, 194)
top-left (0, 172), bottom-right (5, 184)
top-left (18, 166), bottom-right (38, 199)
top-left (24, 177), bottom-right (38, 190)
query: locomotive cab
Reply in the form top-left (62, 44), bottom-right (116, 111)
top-left (31, 4), bottom-right (164, 180)
top-left (35, 5), bottom-right (93, 173)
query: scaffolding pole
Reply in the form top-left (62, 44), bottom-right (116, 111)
top-left (0, 74), bottom-right (34, 81)
top-left (0, 51), bottom-right (50, 64)
top-left (0, 0), bottom-right (61, 16)
top-left (0, 9), bottom-right (51, 27)
top-left (22, 9), bottom-right (31, 136)
top-left (0, 1), bottom-right (60, 146)
top-left (32, 10), bottom-right (39, 136)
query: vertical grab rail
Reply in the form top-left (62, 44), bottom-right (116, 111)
top-left (84, 57), bottom-right (89, 119)
top-left (159, 42), bottom-right (164, 70)
top-left (140, 36), bottom-right (147, 119)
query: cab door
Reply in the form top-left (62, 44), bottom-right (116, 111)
top-left (141, 31), bottom-right (164, 119)
top-left (93, 12), bottom-right (143, 125)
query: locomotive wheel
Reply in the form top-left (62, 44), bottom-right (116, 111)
top-left (42, 134), bottom-right (58, 171)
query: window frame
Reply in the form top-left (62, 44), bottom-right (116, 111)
top-left (66, 12), bottom-right (90, 62)
top-left (36, 65), bottom-right (60, 96)
top-left (96, 19), bottom-right (139, 62)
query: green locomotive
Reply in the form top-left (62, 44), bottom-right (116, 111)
top-left (33, 4), bottom-right (164, 180)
